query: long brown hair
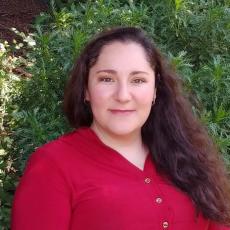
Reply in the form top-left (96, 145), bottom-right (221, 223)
top-left (64, 27), bottom-right (230, 225)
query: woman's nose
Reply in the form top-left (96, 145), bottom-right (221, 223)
top-left (114, 82), bottom-right (131, 103)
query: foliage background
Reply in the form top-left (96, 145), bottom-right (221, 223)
top-left (0, 0), bottom-right (230, 228)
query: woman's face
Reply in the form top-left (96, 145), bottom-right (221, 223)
top-left (86, 41), bottom-right (156, 138)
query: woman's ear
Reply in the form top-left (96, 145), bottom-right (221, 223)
top-left (85, 89), bottom-right (90, 101)
top-left (153, 88), bottom-right (157, 103)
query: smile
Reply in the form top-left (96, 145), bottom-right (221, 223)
top-left (109, 109), bottom-right (135, 114)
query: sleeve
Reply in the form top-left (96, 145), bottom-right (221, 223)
top-left (208, 221), bottom-right (230, 230)
top-left (11, 148), bottom-right (72, 230)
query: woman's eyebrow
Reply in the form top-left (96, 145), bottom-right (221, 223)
top-left (96, 69), bottom-right (116, 74)
top-left (130, 71), bottom-right (149, 75)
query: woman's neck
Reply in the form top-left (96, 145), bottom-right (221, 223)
top-left (91, 122), bottom-right (141, 146)
top-left (90, 123), bottom-right (148, 162)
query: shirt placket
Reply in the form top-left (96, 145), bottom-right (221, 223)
top-left (143, 158), bottom-right (174, 230)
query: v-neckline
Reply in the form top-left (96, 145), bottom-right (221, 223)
top-left (85, 127), bottom-right (152, 173)
top-left (117, 152), bottom-right (151, 172)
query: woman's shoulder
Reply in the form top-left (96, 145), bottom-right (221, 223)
top-left (35, 127), bottom-right (93, 155)
top-left (26, 127), bottom-right (97, 169)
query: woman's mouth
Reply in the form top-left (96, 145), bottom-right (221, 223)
top-left (109, 109), bottom-right (135, 114)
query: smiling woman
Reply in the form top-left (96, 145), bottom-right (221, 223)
top-left (11, 27), bottom-right (230, 230)
top-left (86, 42), bottom-right (156, 145)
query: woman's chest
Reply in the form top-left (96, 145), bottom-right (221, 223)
top-left (68, 166), bottom-right (209, 230)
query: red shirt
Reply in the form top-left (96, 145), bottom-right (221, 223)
top-left (11, 127), bottom-right (229, 230)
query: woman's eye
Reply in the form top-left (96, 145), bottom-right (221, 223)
top-left (99, 77), bottom-right (114, 82)
top-left (132, 78), bottom-right (146, 84)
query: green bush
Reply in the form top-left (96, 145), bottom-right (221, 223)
top-left (0, 0), bottom-right (229, 228)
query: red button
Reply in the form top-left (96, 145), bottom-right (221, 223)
top-left (155, 197), bottom-right (163, 204)
top-left (144, 177), bottom-right (151, 183)
top-left (162, 221), bottom-right (169, 229)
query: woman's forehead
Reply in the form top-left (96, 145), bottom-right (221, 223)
top-left (91, 41), bottom-right (153, 71)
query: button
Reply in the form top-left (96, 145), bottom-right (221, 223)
top-left (162, 221), bottom-right (169, 229)
top-left (144, 177), bottom-right (151, 183)
top-left (155, 197), bottom-right (163, 204)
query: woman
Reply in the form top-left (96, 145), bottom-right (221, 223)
top-left (12, 27), bottom-right (230, 229)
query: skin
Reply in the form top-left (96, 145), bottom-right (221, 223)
top-left (86, 41), bottom-right (156, 169)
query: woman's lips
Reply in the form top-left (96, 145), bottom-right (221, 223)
top-left (109, 109), bottom-right (135, 114)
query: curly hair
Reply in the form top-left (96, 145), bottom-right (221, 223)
top-left (64, 26), bottom-right (230, 225)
